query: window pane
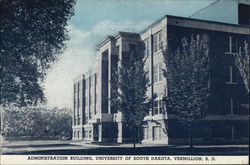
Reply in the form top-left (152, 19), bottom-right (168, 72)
top-left (153, 34), bottom-right (158, 53)
top-left (224, 65), bottom-right (230, 83)
top-left (159, 63), bottom-right (163, 81)
top-left (231, 36), bottom-right (238, 53)
top-left (153, 65), bottom-right (158, 83)
top-left (144, 39), bottom-right (149, 57)
top-left (86, 78), bottom-right (89, 89)
top-left (153, 100), bottom-right (158, 115)
top-left (143, 127), bottom-right (148, 140)
top-left (159, 99), bottom-right (163, 114)
top-left (232, 66), bottom-right (238, 83)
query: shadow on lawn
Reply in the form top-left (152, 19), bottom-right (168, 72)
top-left (4, 146), bottom-right (249, 155)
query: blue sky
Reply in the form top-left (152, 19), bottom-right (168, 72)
top-left (44, 0), bottom-right (218, 108)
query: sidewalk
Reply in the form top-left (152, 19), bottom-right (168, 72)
top-left (1, 139), bottom-right (249, 155)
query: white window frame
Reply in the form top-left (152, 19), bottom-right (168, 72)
top-left (153, 126), bottom-right (161, 141)
top-left (143, 127), bottom-right (149, 140)
top-left (144, 38), bottom-right (149, 58)
top-left (226, 35), bottom-right (238, 54)
top-left (230, 97), bottom-right (234, 115)
top-left (153, 98), bottom-right (164, 116)
top-left (153, 31), bottom-right (163, 54)
top-left (225, 65), bottom-right (238, 84)
top-left (153, 63), bottom-right (163, 84)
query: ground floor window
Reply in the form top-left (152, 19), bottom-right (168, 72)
top-left (74, 131), bottom-right (76, 138)
top-left (89, 130), bottom-right (92, 138)
top-left (77, 131), bottom-right (80, 138)
top-left (143, 127), bottom-right (149, 140)
top-left (84, 130), bottom-right (88, 138)
top-left (153, 126), bottom-right (161, 140)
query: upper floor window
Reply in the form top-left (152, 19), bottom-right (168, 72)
top-left (153, 63), bottom-right (163, 83)
top-left (144, 38), bottom-right (149, 58)
top-left (86, 78), bottom-right (89, 90)
top-left (153, 31), bottom-right (162, 54)
top-left (224, 97), bottom-right (238, 115)
top-left (226, 36), bottom-right (238, 54)
top-left (90, 75), bottom-right (94, 88)
top-left (225, 65), bottom-right (238, 84)
top-left (85, 115), bottom-right (88, 124)
top-left (153, 99), bottom-right (164, 115)
top-left (77, 82), bottom-right (80, 109)
top-left (73, 84), bottom-right (76, 110)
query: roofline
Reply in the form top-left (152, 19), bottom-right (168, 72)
top-left (140, 14), bottom-right (250, 35)
top-left (166, 14), bottom-right (250, 28)
top-left (96, 35), bottom-right (115, 49)
top-left (73, 74), bottom-right (85, 83)
top-left (114, 31), bottom-right (140, 39)
top-left (96, 31), bottom-right (140, 49)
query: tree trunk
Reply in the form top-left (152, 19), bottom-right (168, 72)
top-left (133, 126), bottom-right (136, 150)
top-left (138, 127), bottom-right (142, 144)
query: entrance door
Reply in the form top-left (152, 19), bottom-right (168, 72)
top-left (93, 124), bottom-right (99, 141)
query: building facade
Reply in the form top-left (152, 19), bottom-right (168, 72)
top-left (72, 3), bottom-right (249, 144)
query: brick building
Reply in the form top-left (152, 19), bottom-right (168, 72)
top-left (72, 2), bottom-right (249, 144)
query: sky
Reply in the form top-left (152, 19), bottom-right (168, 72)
top-left (43, 0), bottom-right (218, 108)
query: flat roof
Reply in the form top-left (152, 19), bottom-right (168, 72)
top-left (96, 31), bottom-right (140, 49)
top-left (140, 14), bottom-right (250, 35)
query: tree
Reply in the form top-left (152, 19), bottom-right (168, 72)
top-left (234, 41), bottom-right (249, 94)
top-left (163, 35), bottom-right (210, 148)
top-left (2, 106), bottom-right (72, 138)
top-left (0, 0), bottom-right (76, 107)
top-left (111, 44), bottom-right (151, 149)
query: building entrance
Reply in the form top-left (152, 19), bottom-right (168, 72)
top-left (93, 124), bottom-right (99, 141)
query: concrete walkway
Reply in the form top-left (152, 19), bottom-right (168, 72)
top-left (1, 139), bottom-right (249, 155)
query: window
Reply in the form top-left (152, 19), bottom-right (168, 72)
top-left (90, 75), bottom-right (94, 88)
top-left (74, 131), bottom-right (76, 138)
top-left (86, 78), bottom-right (89, 89)
top-left (84, 131), bottom-right (88, 138)
top-left (159, 99), bottom-right (163, 114)
top-left (144, 38), bottom-right (149, 57)
top-left (153, 126), bottom-right (161, 140)
top-left (153, 99), bottom-right (164, 115)
top-left (85, 115), bottom-right (88, 124)
top-left (74, 84), bottom-right (76, 108)
top-left (226, 36), bottom-right (238, 54)
top-left (224, 97), bottom-right (238, 115)
top-left (153, 31), bottom-right (162, 53)
top-left (143, 127), bottom-right (148, 140)
top-left (89, 130), bottom-right (92, 138)
top-left (159, 63), bottom-right (163, 81)
top-left (77, 82), bottom-right (80, 109)
top-left (153, 100), bottom-right (159, 115)
top-left (225, 65), bottom-right (238, 84)
top-left (77, 131), bottom-right (80, 138)
top-left (153, 63), bottom-right (163, 83)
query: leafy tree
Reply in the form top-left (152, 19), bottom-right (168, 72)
top-left (0, 0), bottom-right (76, 106)
top-left (2, 106), bottom-right (72, 138)
top-left (163, 35), bottom-right (210, 148)
top-left (234, 41), bottom-right (249, 94)
top-left (111, 44), bottom-right (151, 149)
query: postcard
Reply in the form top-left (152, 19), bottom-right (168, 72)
top-left (0, 0), bottom-right (249, 164)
